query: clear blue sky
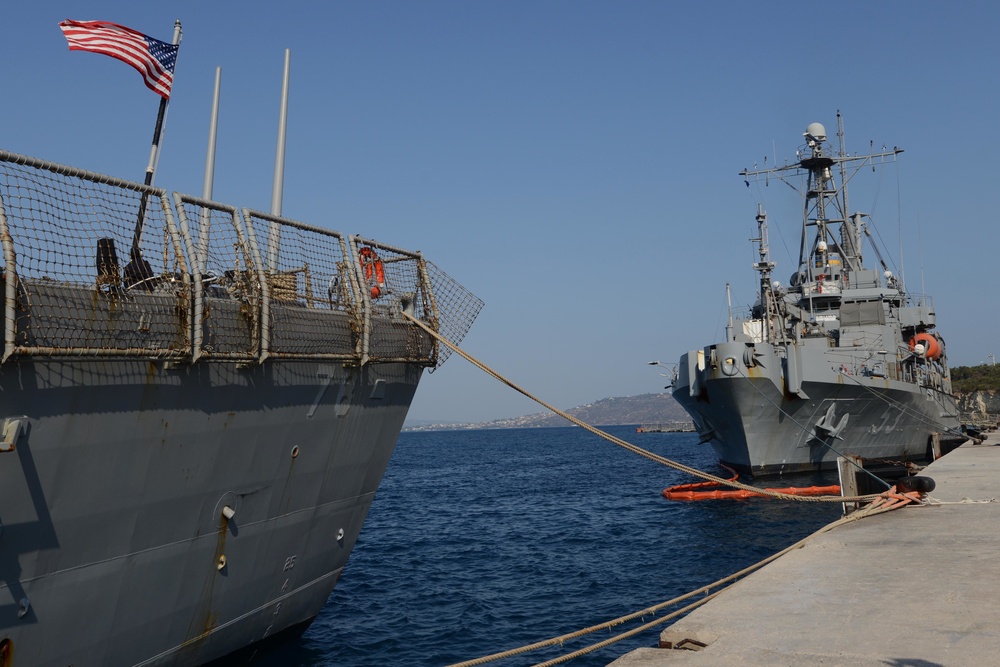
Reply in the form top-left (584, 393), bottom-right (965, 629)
top-left (2, 2), bottom-right (996, 424)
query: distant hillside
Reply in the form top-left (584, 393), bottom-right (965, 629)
top-left (952, 365), bottom-right (1000, 423)
top-left (952, 364), bottom-right (1000, 393)
top-left (405, 392), bottom-right (690, 431)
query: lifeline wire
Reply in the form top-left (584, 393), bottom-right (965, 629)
top-left (402, 312), bottom-right (879, 504)
top-left (838, 369), bottom-right (966, 439)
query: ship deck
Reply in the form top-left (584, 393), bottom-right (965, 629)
top-left (611, 429), bottom-right (1000, 666)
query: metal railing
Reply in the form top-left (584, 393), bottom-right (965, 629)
top-left (0, 148), bottom-right (482, 367)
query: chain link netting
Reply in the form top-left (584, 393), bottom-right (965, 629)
top-left (423, 260), bottom-right (484, 370)
top-left (0, 153), bottom-right (189, 356)
top-left (0, 150), bottom-right (482, 366)
top-left (350, 239), bottom-right (483, 368)
top-left (174, 196), bottom-right (260, 360)
top-left (244, 210), bottom-right (357, 358)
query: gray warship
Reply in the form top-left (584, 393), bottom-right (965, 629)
top-left (0, 146), bottom-right (481, 664)
top-left (671, 115), bottom-right (960, 476)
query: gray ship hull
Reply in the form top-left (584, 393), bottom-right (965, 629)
top-left (674, 340), bottom-right (960, 476)
top-left (0, 149), bottom-right (483, 664)
top-left (1, 358), bottom-right (416, 665)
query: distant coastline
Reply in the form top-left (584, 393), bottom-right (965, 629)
top-left (403, 392), bottom-right (691, 432)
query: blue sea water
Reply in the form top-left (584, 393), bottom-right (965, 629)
top-left (248, 426), bottom-right (842, 666)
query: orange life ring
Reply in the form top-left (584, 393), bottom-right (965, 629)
top-left (358, 247), bottom-right (386, 299)
top-left (909, 332), bottom-right (942, 360)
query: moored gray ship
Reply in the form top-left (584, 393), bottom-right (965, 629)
top-left (671, 116), bottom-right (960, 476)
top-left (0, 148), bottom-right (481, 664)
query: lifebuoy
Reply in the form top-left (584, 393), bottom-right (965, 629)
top-left (358, 246), bottom-right (386, 299)
top-left (909, 332), bottom-right (943, 360)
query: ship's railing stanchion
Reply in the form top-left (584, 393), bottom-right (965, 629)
top-left (347, 236), bottom-right (372, 365)
top-left (0, 192), bottom-right (17, 363)
top-left (158, 194), bottom-right (193, 357)
top-left (239, 211), bottom-right (271, 362)
top-left (173, 194), bottom-right (263, 362)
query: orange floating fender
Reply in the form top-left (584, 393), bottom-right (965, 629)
top-left (909, 332), bottom-right (942, 360)
top-left (663, 464), bottom-right (840, 500)
top-left (761, 484), bottom-right (841, 496)
top-left (663, 465), bottom-right (739, 495)
top-left (358, 246), bottom-right (387, 299)
top-left (662, 482), bottom-right (840, 501)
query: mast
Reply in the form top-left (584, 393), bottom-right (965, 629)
top-left (271, 49), bottom-right (290, 218)
top-left (725, 282), bottom-right (734, 342)
top-left (837, 111), bottom-right (849, 221)
top-left (198, 66), bottom-right (222, 274)
top-left (267, 49), bottom-right (291, 273)
top-left (751, 204), bottom-right (777, 342)
top-left (203, 67), bottom-right (222, 202)
top-left (740, 121), bottom-right (903, 293)
top-left (800, 122), bottom-right (836, 283)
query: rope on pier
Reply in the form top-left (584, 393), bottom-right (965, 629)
top-left (404, 314), bottom-right (944, 665)
top-left (402, 312), bottom-right (878, 504)
top-left (444, 487), bottom-right (923, 667)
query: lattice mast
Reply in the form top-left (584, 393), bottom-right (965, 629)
top-left (740, 116), bottom-right (904, 308)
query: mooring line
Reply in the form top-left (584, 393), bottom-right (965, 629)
top-left (403, 312), bottom-right (877, 504)
top-left (443, 493), bottom-right (918, 667)
top-left (838, 369), bottom-right (966, 439)
top-left (402, 317), bottom-right (983, 665)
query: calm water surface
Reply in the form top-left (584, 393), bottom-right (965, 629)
top-left (244, 426), bottom-right (841, 666)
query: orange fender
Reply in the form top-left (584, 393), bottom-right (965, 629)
top-left (662, 483), bottom-right (840, 501)
top-left (909, 332), bottom-right (942, 360)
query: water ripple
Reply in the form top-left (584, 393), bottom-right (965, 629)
top-left (239, 426), bottom-right (841, 666)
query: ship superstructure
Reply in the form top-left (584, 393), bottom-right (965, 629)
top-left (671, 116), bottom-right (960, 475)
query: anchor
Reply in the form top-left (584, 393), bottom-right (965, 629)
top-left (813, 403), bottom-right (849, 441)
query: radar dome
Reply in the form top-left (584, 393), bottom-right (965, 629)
top-left (805, 123), bottom-right (827, 141)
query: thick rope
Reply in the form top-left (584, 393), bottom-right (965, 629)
top-left (404, 316), bottom-right (949, 666)
top-left (403, 312), bottom-right (878, 504)
top-left (445, 490), bottom-right (920, 667)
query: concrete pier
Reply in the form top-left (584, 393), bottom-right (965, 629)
top-left (611, 432), bottom-right (1000, 667)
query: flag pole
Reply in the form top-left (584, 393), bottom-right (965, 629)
top-left (130, 18), bottom-right (183, 263)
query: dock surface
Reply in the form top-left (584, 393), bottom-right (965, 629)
top-left (611, 432), bottom-right (1000, 666)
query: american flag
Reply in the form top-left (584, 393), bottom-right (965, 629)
top-left (58, 20), bottom-right (179, 99)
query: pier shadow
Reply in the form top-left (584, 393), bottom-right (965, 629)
top-left (883, 659), bottom-right (945, 667)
